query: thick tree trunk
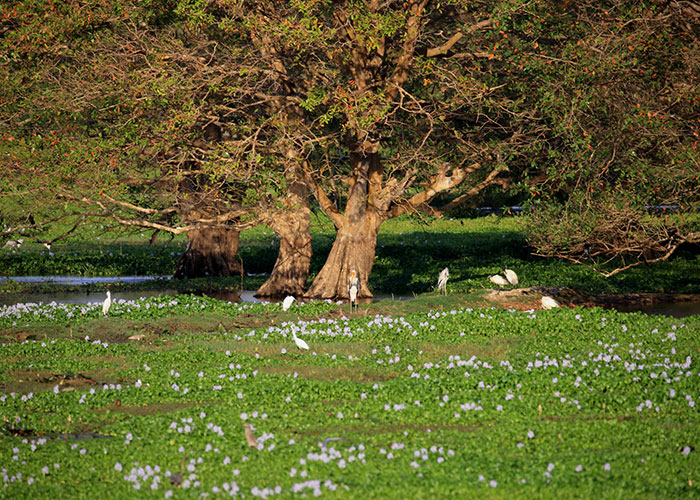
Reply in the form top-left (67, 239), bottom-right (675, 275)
top-left (255, 216), bottom-right (312, 298)
top-left (305, 214), bottom-right (382, 300)
top-left (174, 226), bottom-right (243, 278)
top-left (255, 161), bottom-right (313, 298)
top-left (306, 151), bottom-right (384, 300)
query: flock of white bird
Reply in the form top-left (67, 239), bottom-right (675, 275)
top-left (99, 266), bottom-right (560, 351)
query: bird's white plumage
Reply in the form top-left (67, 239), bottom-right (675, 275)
top-left (3, 238), bottom-right (24, 249)
top-left (489, 274), bottom-right (509, 287)
top-left (541, 296), bottom-right (560, 310)
top-left (282, 295), bottom-right (295, 311)
top-left (291, 332), bottom-right (309, 350)
top-left (102, 291), bottom-right (112, 316)
top-left (347, 270), bottom-right (360, 311)
top-left (437, 267), bottom-right (449, 294)
top-left (349, 285), bottom-right (358, 304)
top-left (503, 268), bottom-right (518, 286)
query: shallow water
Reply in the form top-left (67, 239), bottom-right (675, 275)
top-left (1, 276), bottom-right (698, 317)
top-left (0, 275), bottom-right (171, 285)
top-left (612, 300), bottom-right (700, 318)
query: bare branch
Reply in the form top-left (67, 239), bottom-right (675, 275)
top-left (387, 162), bottom-right (481, 218)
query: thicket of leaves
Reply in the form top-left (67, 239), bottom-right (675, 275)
top-left (1, 0), bottom-right (699, 271)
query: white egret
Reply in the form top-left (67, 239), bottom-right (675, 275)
top-left (489, 274), bottom-right (509, 291)
top-left (503, 268), bottom-right (518, 286)
top-left (43, 242), bottom-right (52, 251)
top-left (541, 296), bottom-right (560, 310)
top-left (437, 267), bottom-right (449, 295)
top-left (3, 238), bottom-right (24, 249)
top-left (282, 295), bottom-right (295, 311)
top-left (291, 331), bottom-right (309, 350)
top-left (102, 291), bottom-right (112, 316)
top-left (347, 270), bottom-right (360, 312)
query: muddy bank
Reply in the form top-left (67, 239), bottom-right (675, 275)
top-left (483, 286), bottom-right (700, 314)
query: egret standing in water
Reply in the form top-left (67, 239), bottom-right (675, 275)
top-left (102, 291), bottom-right (112, 316)
top-left (437, 267), bottom-right (449, 295)
top-left (282, 295), bottom-right (295, 311)
top-left (503, 268), bottom-right (518, 287)
top-left (347, 270), bottom-right (360, 312)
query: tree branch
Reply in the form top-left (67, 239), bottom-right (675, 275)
top-left (301, 160), bottom-right (344, 228)
top-left (387, 162), bottom-right (481, 218)
top-left (426, 19), bottom-right (494, 58)
top-left (438, 164), bottom-right (509, 213)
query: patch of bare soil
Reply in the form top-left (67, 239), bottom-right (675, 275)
top-left (480, 287), bottom-right (700, 311)
top-left (2, 368), bottom-right (127, 394)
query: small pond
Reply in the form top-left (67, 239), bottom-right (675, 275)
top-left (0, 275), bottom-right (412, 308)
top-left (0, 276), bottom-right (698, 317)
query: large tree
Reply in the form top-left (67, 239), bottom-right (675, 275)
top-left (508, 0), bottom-right (700, 275)
top-left (0, 0), bottom-right (318, 290)
top-left (222, 1), bottom-right (512, 299)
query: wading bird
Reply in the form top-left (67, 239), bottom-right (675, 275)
top-left (102, 291), bottom-right (112, 316)
top-left (3, 238), bottom-right (24, 249)
top-left (282, 295), bottom-right (295, 311)
top-left (347, 270), bottom-right (360, 312)
top-left (489, 274), bottom-right (509, 292)
top-left (291, 331), bottom-right (309, 350)
top-left (541, 296), bottom-right (560, 310)
top-left (503, 268), bottom-right (518, 286)
top-left (437, 267), bottom-right (449, 295)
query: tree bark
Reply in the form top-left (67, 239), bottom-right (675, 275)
top-left (255, 159), bottom-right (313, 297)
top-left (174, 226), bottom-right (243, 278)
top-left (306, 152), bottom-right (383, 299)
top-left (255, 225), bottom-right (312, 297)
top-left (305, 215), bottom-right (381, 299)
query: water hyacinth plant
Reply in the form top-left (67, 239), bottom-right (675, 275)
top-left (1, 295), bottom-right (698, 498)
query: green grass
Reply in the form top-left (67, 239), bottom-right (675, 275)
top-left (2, 214), bottom-right (700, 297)
top-left (1, 294), bottom-right (699, 498)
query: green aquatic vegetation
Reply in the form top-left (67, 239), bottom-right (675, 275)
top-left (1, 298), bottom-right (698, 498)
top-left (0, 294), bottom-right (335, 329)
top-left (2, 215), bottom-right (699, 297)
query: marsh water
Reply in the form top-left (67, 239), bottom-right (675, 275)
top-left (0, 275), bottom-right (698, 318)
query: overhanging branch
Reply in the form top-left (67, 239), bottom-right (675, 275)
top-left (387, 162), bottom-right (482, 218)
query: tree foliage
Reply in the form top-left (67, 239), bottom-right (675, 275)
top-left (1, 0), bottom-right (699, 284)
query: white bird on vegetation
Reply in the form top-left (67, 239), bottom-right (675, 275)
top-left (3, 238), bottom-right (24, 249)
top-left (489, 274), bottom-right (509, 291)
top-left (347, 270), bottom-right (360, 312)
top-left (282, 295), bottom-right (295, 311)
top-left (541, 296), bottom-right (560, 310)
top-left (291, 331), bottom-right (309, 350)
top-left (102, 291), bottom-right (112, 316)
top-left (503, 268), bottom-right (518, 286)
top-left (437, 267), bottom-right (449, 295)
